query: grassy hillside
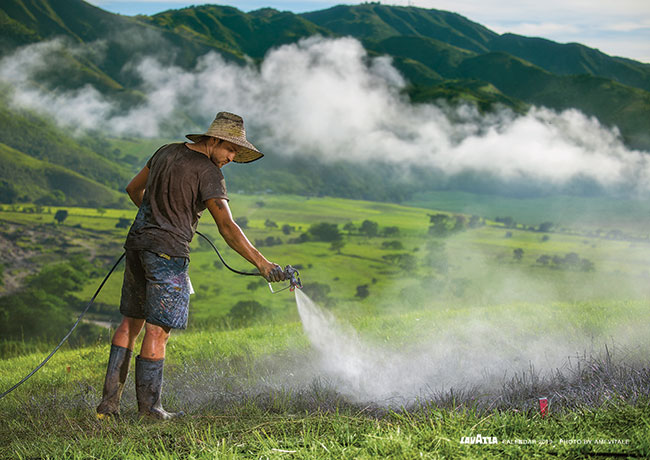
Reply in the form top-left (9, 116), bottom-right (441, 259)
top-left (489, 33), bottom-right (650, 92)
top-left (0, 101), bottom-right (132, 201)
top-left (0, 143), bottom-right (124, 206)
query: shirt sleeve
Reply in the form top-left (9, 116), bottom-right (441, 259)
top-left (199, 165), bottom-right (229, 203)
top-left (146, 144), bottom-right (168, 169)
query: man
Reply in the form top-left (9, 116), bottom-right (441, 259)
top-left (96, 112), bottom-right (286, 420)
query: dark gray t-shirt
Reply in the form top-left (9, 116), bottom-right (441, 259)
top-left (125, 143), bottom-right (228, 257)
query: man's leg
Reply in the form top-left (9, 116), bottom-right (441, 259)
top-left (97, 250), bottom-right (147, 419)
top-left (136, 322), bottom-right (183, 419)
top-left (135, 252), bottom-right (189, 420)
top-left (140, 322), bottom-right (170, 360)
top-left (113, 316), bottom-right (146, 350)
top-left (96, 317), bottom-right (145, 418)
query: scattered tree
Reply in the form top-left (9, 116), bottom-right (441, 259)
top-left (495, 216), bottom-right (516, 228)
top-left (382, 226), bottom-right (400, 237)
top-left (308, 222), bottom-right (342, 242)
top-left (356, 284), bottom-right (370, 299)
top-left (227, 300), bottom-right (270, 327)
top-left (235, 216), bottom-right (249, 229)
top-left (330, 239), bottom-right (345, 254)
top-left (428, 214), bottom-right (450, 237)
top-left (115, 217), bottom-right (131, 229)
top-left (381, 240), bottom-right (404, 250)
top-left (538, 221), bottom-right (554, 233)
top-left (359, 220), bottom-right (379, 238)
top-left (513, 248), bottom-right (524, 261)
top-left (343, 222), bottom-right (356, 235)
top-left (264, 219), bottom-right (278, 229)
top-left (54, 209), bottom-right (68, 224)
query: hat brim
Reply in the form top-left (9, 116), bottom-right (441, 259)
top-left (186, 134), bottom-right (264, 163)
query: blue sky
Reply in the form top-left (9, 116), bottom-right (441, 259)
top-left (87, 1), bottom-right (650, 63)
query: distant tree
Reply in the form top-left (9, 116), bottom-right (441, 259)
top-left (495, 216), bottom-right (516, 228)
top-left (247, 280), bottom-right (264, 291)
top-left (356, 284), bottom-right (370, 299)
top-left (381, 240), bottom-right (404, 250)
top-left (227, 300), bottom-right (270, 327)
top-left (536, 255), bottom-right (551, 266)
top-left (329, 239), bottom-right (345, 254)
top-left (308, 222), bottom-right (342, 242)
top-left (54, 209), bottom-right (68, 224)
top-left (505, 231), bottom-right (513, 238)
top-left (235, 216), bottom-right (249, 229)
top-left (302, 282), bottom-right (334, 306)
top-left (538, 221), bottom-right (554, 233)
top-left (468, 215), bottom-right (483, 228)
top-left (96, 208), bottom-right (107, 216)
top-left (359, 220), bottom-right (379, 238)
top-left (255, 201), bottom-right (266, 207)
top-left (382, 253), bottom-right (417, 271)
top-left (264, 219), bottom-right (278, 229)
top-left (541, 235), bottom-right (550, 242)
top-left (115, 217), bottom-right (131, 229)
top-left (281, 224), bottom-right (294, 235)
top-left (580, 258), bottom-right (595, 272)
top-left (0, 180), bottom-right (18, 204)
top-left (343, 222), bottom-right (356, 235)
top-left (513, 248), bottom-right (524, 261)
top-left (428, 214), bottom-right (450, 237)
top-left (382, 226), bottom-right (400, 237)
top-left (452, 215), bottom-right (466, 232)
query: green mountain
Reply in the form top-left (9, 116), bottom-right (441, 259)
top-left (144, 5), bottom-right (332, 59)
top-left (1, 0), bottom-right (649, 204)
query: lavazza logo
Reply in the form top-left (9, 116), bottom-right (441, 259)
top-left (460, 434), bottom-right (498, 445)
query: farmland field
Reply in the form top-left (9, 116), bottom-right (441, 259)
top-left (1, 194), bottom-right (649, 458)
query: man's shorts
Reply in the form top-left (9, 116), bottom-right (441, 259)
top-left (120, 249), bottom-right (190, 329)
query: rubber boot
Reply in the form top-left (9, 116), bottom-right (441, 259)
top-left (96, 344), bottom-right (132, 419)
top-left (135, 355), bottom-right (184, 420)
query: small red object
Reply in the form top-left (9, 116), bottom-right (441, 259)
top-left (539, 397), bottom-right (548, 418)
top-left (66, 366), bottom-right (71, 373)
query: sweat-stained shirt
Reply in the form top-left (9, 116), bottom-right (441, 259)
top-left (125, 143), bottom-right (228, 258)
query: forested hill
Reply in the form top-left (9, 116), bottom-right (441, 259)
top-left (0, 0), bottom-right (649, 205)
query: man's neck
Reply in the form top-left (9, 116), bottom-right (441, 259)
top-left (185, 142), bottom-right (209, 157)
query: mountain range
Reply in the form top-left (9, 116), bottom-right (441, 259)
top-left (1, 0), bottom-right (649, 206)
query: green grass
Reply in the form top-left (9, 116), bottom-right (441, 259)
top-left (1, 310), bottom-right (649, 459)
top-left (2, 194), bottom-right (650, 458)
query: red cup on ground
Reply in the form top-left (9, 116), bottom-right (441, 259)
top-left (539, 397), bottom-right (548, 418)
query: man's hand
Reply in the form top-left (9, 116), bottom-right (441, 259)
top-left (260, 263), bottom-right (286, 283)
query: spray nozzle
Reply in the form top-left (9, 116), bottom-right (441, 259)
top-left (268, 265), bottom-right (302, 294)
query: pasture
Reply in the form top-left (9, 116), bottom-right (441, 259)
top-left (1, 193), bottom-right (649, 458)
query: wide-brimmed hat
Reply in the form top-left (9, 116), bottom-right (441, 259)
top-left (186, 112), bottom-right (263, 163)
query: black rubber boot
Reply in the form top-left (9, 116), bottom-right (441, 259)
top-left (96, 344), bottom-right (132, 419)
top-left (135, 355), bottom-right (184, 420)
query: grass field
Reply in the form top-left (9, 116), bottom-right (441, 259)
top-left (1, 194), bottom-right (650, 458)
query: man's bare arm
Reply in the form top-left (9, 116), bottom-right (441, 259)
top-left (125, 166), bottom-right (149, 207)
top-left (205, 198), bottom-right (284, 282)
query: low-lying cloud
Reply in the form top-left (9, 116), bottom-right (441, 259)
top-left (2, 35), bottom-right (649, 192)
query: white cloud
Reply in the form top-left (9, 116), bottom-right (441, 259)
top-left (2, 36), bottom-right (649, 192)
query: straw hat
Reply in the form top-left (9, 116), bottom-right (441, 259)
top-left (186, 112), bottom-right (263, 163)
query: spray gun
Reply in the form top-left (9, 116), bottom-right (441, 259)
top-left (269, 265), bottom-right (302, 294)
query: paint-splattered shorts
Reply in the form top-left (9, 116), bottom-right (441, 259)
top-left (120, 250), bottom-right (190, 329)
